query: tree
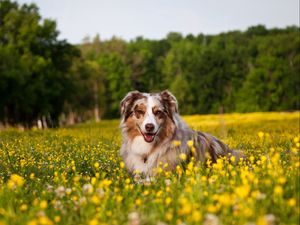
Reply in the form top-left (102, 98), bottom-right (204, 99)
top-left (0, 0), bottom-right (79, 127)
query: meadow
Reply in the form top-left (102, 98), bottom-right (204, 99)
top-left (0, 112), bottom-right (299, 225)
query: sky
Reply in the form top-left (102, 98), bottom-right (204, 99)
top-left (16, 0), bottom-right (300, 44)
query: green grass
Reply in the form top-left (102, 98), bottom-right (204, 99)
top-left (0, 112), bottom-right (299, 225)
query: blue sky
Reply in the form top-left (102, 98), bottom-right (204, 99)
top-left (17, 0), bottom-right (299, 44)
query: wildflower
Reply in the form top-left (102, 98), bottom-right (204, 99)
top-left (172, 140), bottom-right (181, 147)
top-left (91, 177), bottom-right (97, 185)
top-left (55, 186), bottom-right (66, 198)
top-left (235, 185), bottom-right (250, 198)
top-left (287, 198), bottom-right (296, 207)
top-left (156, 167), bottom-right (163, 174)
top-left (128, 212), bottom-right (140, 225)
top-left (91, 195), bottom-right (101, 204)
top-left (100, 179), bottom-right (112, 188)
top-left (187, 140), bottom-right (194, 147)
top-left (274, 186), bottom-right (283, 196)
top-left (180, 153), bottom-right (187, 161)
top-left (256, 214), bottom-right (275, 225)
top-left (7, 174), bottom-right (25, 189)
top-left (73, 176), bottom-right (80, 182)
top-left (156, 190), bottom-right (163, 197)
top-left (187, 162), bottom-right (194, 171)
top-left (54, 216), bottom-right (61, 223)
top-left (40, 200), bottom-right (48, 209)
top-left (165, 212), bottom-right (173, 221)
top-left (94, 162), bottom-right (100, 168)
top-left (120, 162), bottom-right (125, 168)
top-left (116, 195), bottom-right (123, 202)
top-left (218, 193), bottom-right (232, 206)
top-left (204, 213), bottom-right (220, 225)
top-left (258, 131), bottom-right (264, 138)
top-left (27, 219), bottom-right (38, 225)
top-left (20, 204), bottom-right (28, 211)
top-left (38, 216), bottom-right (53, 225)
top-left (29, 173), bottom-right (35, 180)
top-left (82, 184), bottom-right (93, 194)
top-left (165, 179), bottom-right (171, 186)
top-left (125, 178), bottom-right (131, 184)
top-left (179, 203), bottom-right (192, 215)
top-left (89, 219), bottom-right (98, 225)
top-left (135, 199), bottom-right (142, 206)
top-left (192, 211), bottom-right (202, 222)
top-left (79, 197), bottom-right (87, 206)
top-left (278, 177), bottom-right (286, 184)
top-left (143, 190), bottom-right (149, 196)
top-left (65, 188), bottom-right (72, 195)
top-left (165, 197), bottom-right (172, 205)
top-left (230, 155), bottom-right (236, 163)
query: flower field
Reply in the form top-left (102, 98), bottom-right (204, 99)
top-left (0, 112), bottom-right (299, 225)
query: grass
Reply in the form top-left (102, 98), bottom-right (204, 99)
top-left (0, 112), bottom-right (299, 225)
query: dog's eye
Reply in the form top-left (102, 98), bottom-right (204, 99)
top-left (135, 110), bottom-right (145, 116)
top-left (154, 110), bottom-right (162, 116)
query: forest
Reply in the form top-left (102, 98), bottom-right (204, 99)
top-left (0, 0), bottom-right (299, 127)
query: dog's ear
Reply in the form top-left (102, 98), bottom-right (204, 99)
top-left (120, 91), bottom-right (143, 118)
top-left (159, 90), bottom-right (178, 114)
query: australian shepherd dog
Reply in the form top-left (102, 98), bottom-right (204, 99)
top-left (120, 90), bottom-right (242, 177)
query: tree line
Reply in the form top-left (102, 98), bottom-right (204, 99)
top-left (1, 0), bottom-right (299, 127)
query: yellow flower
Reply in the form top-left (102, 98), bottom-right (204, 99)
top-left (207, 204), bottom-right (218, 213)
top-left (218, 193), bottom-right (232, 206)
top-left (135, 199), bottom-right (142, 206)
top-left (38, 216), bottom-right (53, 225)
top-left (287, 198), bottom-right (296, 207)
top-left (258, 131), bottom-right (264, 138)
top-left (65, 188), bottom-right (72, 195)
top-left (165, 197), bottom-right (172, 205)
top-left (54, 216), bottom-right (61, 223)
top-left (143, 190), bottom-right (149, 196)
top-left (125, 178), bottom-right (131, 184)
top-left (7, 174), bottom-right (25, 189)
top-left (94, 162), bottom-right (100, 168)
top-left (91, 195), bottom-right (101, 205)
top-left (20, 204), bottom-right (28, 211)
top-left (187, 162), bottom-right (194, 171)
top-left (235, 185), bottom-right (250, 198)
top-left (165, 212), bottom-right (173, 221)
top-left (120, 162), bottom-right (125, 168)
top-left (180, 153), bottom-right (187, 161)
top-left (89, 219), bottom-right (98, 225)
top-left (192, 211), bottom-right (202, 222)
top-left (40, 200), bottom-right (48, 209)
top-left (187, 140), bottom-right (194, 147)
top-left (274, 186), bottom-right (283, 196)
top-left (179, 203), bottom-right (192, 215)
top-left (173, 140), bottom-right (181, 147)
top-left (27, 220), bottom-right (38, 225)
top-left (29, 173), bottom-right (35, 180)
top-left (116, 195), bottom-right (123, 202)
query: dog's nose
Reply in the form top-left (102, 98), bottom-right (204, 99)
top-left (145, 123), bottom-right (155, 132)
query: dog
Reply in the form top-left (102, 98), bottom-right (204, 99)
top-left (120, 90), bottom-right (242, 177)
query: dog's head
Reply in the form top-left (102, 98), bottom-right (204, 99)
top-left (120, 90), bottom-right (178, 143)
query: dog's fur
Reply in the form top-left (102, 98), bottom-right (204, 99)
top-left (120, 90), bottom-right (241, 176)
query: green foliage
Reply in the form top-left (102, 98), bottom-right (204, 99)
top-left (0, 0), bottom-right (79, 126)
top-left (78, 25), bottom-right (299, 119)
top-left (0, 0), bottom-right (299, 125)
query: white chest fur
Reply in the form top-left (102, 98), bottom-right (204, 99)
top-left (123, 136), bottom-right (158, 175)
top-left (130, 136), bottom-right (153, 155)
